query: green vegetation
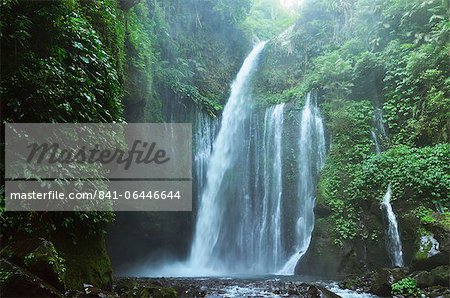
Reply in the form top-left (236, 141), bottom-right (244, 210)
top-left (1, 0), bottom-right (125, 122)
top-left (242, 0), bottom-right (298, 39)
top-left (1, 0), bottom-right (256, 291)
top-left (350, 144), bottom-right (450, 207)
top-left (1, 0), bottom-right (449, 293)
top-left (259, 0), bottom-right (449, 248)
top-left (392, 277), bottom-right (421, 297)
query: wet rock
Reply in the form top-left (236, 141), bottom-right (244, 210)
top-left (0, 238), bottom-right (65, 291)
top-left (424, 285), bottom-right (450, 298)
top-left (0, 258), bottom-right (63, 297)
top-left (413, 270), bottom-right (435, 288)
top-left (412, 223), bottom-right (450, 271)
top-left (306, 285), bottom-right (323, 297)
top-left (340, 271), bottom-right (374, 292)
top-left (113, 278), bottom-right (177, 298)
top-left (316, 286), bottom-right (342, 298)
top-left (370, 267), bottom-right (407, 296)
top-left (83, 283), bottom-right (117, 297)
top-left (315, 203), bottom-right (332, 218)
top-left (199, 285), bottom-right (208, 296)
top-left (430, 265), bottom-right (450, 287)
top-left (305, 285), bottom-right (341, 298)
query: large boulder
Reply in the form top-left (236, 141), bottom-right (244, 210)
top-left (370, 267), bottom-right (407, 296)
top-left (297, 212), bottom-right (388, 277)
top-left (413, 265), bottom-right (449, 288)
top-left (412, 229), bottom-right (449, 271)
top-left (413, 270), bottom-right (435, 288)
top-left (0, 238), bottom-right (65, 292)
top-left (430, 265), bottom-right (450, 287)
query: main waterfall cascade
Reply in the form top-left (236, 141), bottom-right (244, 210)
top-left (150, 43), bottom-right (327, 276)
top-left (371, 108), bottom-right (404, 267)
top-left (189, 41), bottom-right (269, 273)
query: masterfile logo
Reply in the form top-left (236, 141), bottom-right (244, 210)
top-left (5, 123), bottom-right (192, 211)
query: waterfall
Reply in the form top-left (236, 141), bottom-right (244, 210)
top-left (371, 107), bottom-right (386, 154)
top-left (147, 44), bottom-right (328, 277)
top-left (381, 185), bottom-right (404, 267)
top-left (189, 42), bottom-right (268, 273)
top-left (194, 111), bottom-right (219, 195)
top-left (258, 103), bottom-right (285, 270)
top-left (371, 107), bottom-right (404, 267)
top-left (371, 130), bottom-right (381, 155)
top-left (278, 92), bottom-right (326, 275)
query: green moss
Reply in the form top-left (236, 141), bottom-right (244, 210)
top-left (22, 242), bottom-right (66, 283)
top-left (414, 228), bottom-right (433, 260)
top-left (54, 232), bottom-right (112, 291)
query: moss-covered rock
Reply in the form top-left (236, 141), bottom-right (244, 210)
top-left (412, 266), bottom-right (450, 288)
top-left (412, 225), bottom-right (449, 271)
top-left (0, 258), bottom-right (63, 297)
top-left (0, 238), bottom-right (65, 291)
top-left (296, 217), bottom-right (364, 277)
top-left (52, 232), bottom-right (113, 291)
top-left (413, 270), bottom-right (435, 288)
top-left (430, 265), bottom-right (450, 287)
top-left (370, 267), bottom-right (408, 296)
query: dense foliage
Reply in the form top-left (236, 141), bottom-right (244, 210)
top-left (257, 0), bottom-right (449, 247)
top-left (391, 277), bottom-right (421, 297)
top-left (1, 0), bottom-right (449, 292)
top-left (1, 0), bottom-right (256, 290)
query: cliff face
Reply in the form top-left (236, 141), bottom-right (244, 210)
top-left (107, 0), bottom-right (252, 272)
top-left (1, 0), bottom-right (250, 290)
top-left (1, 0), bottom-right (127, 290)
top-left (254, 0), bottom-right (450, 280)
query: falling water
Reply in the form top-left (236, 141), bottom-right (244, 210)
top-left (189, 42), bottom-right (268, 273)
top-left (258, 103), bottom-right (285, 270)
top-left (151, 45), bottom-right (326, 277)
top-left (371, 130), bottom-right (381, 154)
top-left (374, 108), bottom-right (387, 137)
top-left (371, 107), bottom-right (404, 267)
top-left (278, 92), bottom-right (326, 275)
top-left (194, 111), bottom-right (219, 195)
top-left (381, 185), bottom-right (404, 267)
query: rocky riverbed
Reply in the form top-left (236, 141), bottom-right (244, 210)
top-left (113, 276), bottom-right (376, 298)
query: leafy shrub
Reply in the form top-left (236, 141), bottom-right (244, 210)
top-left (349, 144), bottom-right (450, 208)
top-left (391, 277), bottom-right (420, 297)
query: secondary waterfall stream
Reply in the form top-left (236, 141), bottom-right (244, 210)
top-left (372, 108), bottom-right (404, 267)
top-left (278, 92), bottom-right (326, 275)
top-left (381, 185), bottom-right (404, 267)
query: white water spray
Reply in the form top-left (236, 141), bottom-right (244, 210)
top-left (371, 108), bottom-right (404, 267)
top-left (189, 42), bottom-right (268, 273)
top-left (278, 92), bottom-right (326, 275)
top-left (381, 185), bottom-right (404, 267)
